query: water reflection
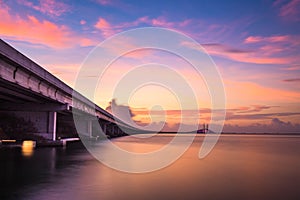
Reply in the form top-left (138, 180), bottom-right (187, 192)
top-left (21, 140), bottom-right (36, 157)
top-left (1, 135), bottom-right (300, 200)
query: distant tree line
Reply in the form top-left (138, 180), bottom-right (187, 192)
top-left (0, 112), bottom-right (44, 141)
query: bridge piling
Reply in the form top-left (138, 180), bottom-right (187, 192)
top-left (87, 120), bottom-right (93, 138)
top-left (47, 111), bottom-right (57, 141)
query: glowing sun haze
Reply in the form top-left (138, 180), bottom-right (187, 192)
top-left (1, 0), bottom-right (300, 133)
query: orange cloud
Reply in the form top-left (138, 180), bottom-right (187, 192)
top-left (131, 103), bottom-right (300, 132)
top-left (0, 1), bottom-right (92, 48)
top-left (225, 80), bottom-right (300, 105)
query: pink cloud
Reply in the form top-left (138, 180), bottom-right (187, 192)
top-left (94, 17), bottom-right (120, 38)
top-left (100, 37), bottom-right (156, 60)
top-left (244, 36), bottom-right (263, 43)
top-left (279, 0), bottom-right (300, 21)
top-left (95, 18), bottom-right (111, 29)
top-left (93, 15), bottom-right (194, 39)
top-left (178, 19), bottom-right (193, 27)
top-left (93, 16), bottom-right (169, 39)
top-left (223, 118), bottom-right (300, 133)
top-left (80, 20), bottom-right (86, 25)
top-left (182, 41), bottom-right (295, 64)
top-left (282, 65), bottom-right (300, 71)
top-left (116, 16), bottom-right (177, 30)
top-left (117, 16), bottom-right (150, 28)
top-left (259, 44), bottom-right (286, 56)
top-left (79, 38), bottom-right (94, 46)
top-left (96, 0), bottom-right (112, 5)
top-left (240, 34), bottom-right (300, 64)
top-left (91, 14), bottom-right (299, 70)
top-left (244, 35), bottom-right (295, 44)
top-left (94, 0), bottom-right (133, 11)
top-left (92, 15), bottom-right (230, 44)
top-left (151, 17), bottom-right (175, 28)
top-left (17, 0), bottom-right (70, 17)
top-left (180, 33), bottom-right (300, 65)
top-left (282, 78), bottom-right (300, 82)
top-left (0, 1), bottom-right (92, 48)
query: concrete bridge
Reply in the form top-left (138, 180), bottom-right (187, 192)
top-left (0, 39), bottom-right (137, 141)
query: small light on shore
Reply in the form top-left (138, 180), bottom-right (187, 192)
top-left (22, 140), bottom-right (36, 157)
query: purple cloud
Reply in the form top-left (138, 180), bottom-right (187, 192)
top-left (223, 118), bottom-right (300, 133)
top-left (282, 78), bottom-right (300, 82)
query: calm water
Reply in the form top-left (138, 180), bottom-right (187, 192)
top-left (1, 134), bottom-right (300, 200)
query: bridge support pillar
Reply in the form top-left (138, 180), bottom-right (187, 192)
top-left (48, 111), bottom-right (57, 141)
top-left (88, 120), bottom-right (92, 138)
top-left (102, 123), bottom-right (107, 134)
top-left (111, 125), bottom-right (115, 135)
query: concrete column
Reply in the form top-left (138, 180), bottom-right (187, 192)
top-left (112, 125), bottom-right (115, 135)
top-left (48, 111), bottom-right (57, 141)
top-left (53, 112), bottom-right (57, 141)
top-left (88, 120), bottom-right (93, 138)
top-left (102, 123), bottom-right (107, 134)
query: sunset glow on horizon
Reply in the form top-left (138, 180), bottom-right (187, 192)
top-left (1, 0), bottom-right (300, 133)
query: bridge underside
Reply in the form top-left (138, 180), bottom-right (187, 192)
top-left (0, 39), bottom-right (137, 142)
top-left (0, 78), bottom-right (127, 141)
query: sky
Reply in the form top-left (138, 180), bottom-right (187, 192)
top-left (0, 0), bottom-right (300, 133)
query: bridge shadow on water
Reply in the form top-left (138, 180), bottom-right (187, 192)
top-left (0, 144), bottom-right (93, 200)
